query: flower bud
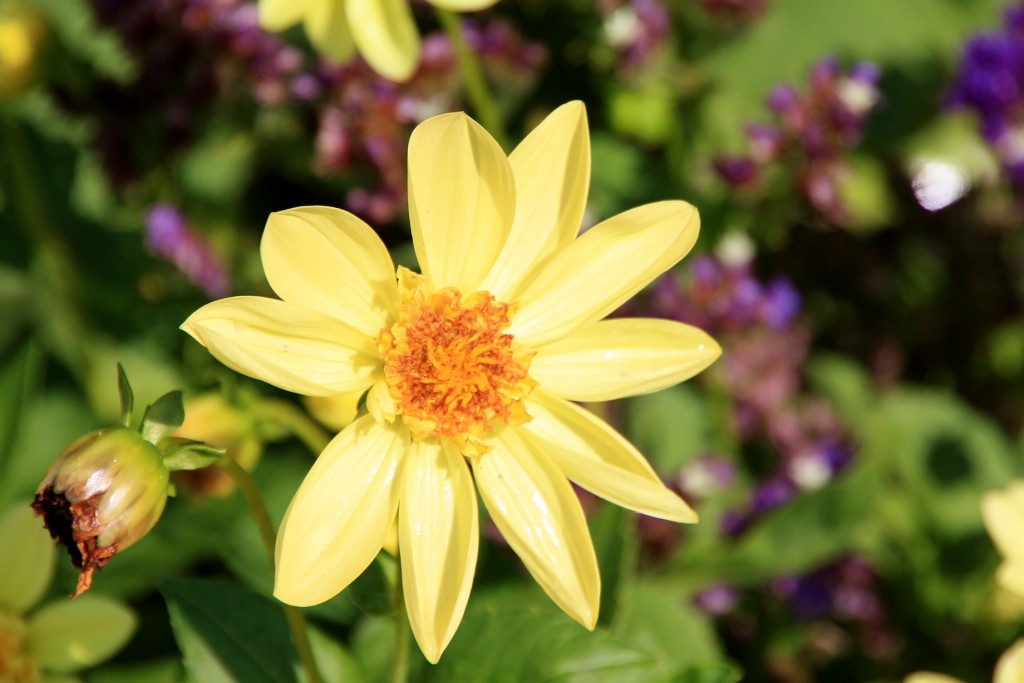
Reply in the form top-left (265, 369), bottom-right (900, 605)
top-left (31, 427), bottom-right (170, 598)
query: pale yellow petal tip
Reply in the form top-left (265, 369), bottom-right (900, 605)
top-left (415, 636), bottom-right (444, 665)
top-left (271, 581), bottom-right (314, 608)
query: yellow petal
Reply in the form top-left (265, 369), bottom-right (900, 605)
top-left (408, 112), bottom-right (516, 293)
top-left (305, 0), bottom-right (357, 63)
top-left (479, 103), bottom-right (589, 300)
top-left (346, 0), bottom-right (420, 81)
top-left (400, 440), bottom-right (479, 663)
top-left (259, 0), bottom-right (312, 31)
top-left (427, 0), bottom-right (499, 10)
top-left (509, 200), bottom-right (700, 348)
top-left (522, 391), bottom-right (698, 523)
top-left (997, 561), bottom-right (1024, 600)
top-left (275, 416), bottom-right (406, 606)
top-left (304, 391), bottom-right (364, 431)
top-left (181, 296), bottom-right (381, 397)
top-left (28, 595), bottom-right (136, 672)
top-left (982, 482), bottom-right (1024, 562)
top-left (904, 675), bottom-right (963, 683)
top-left (261, 206), bottom-right (399, 335)
top-left (531, 318), bottom-right (720, 402)
top-left (0, 504), bottom-right (54, 614)
top-left (995, 638), bottom-right (1024, 683)
top-left (473, 428), bottom-right (600, 629)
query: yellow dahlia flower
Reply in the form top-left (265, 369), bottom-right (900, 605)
top-left (982, 481), bottom-right (1024, 599)
top-left (181, 101), bottom-right (720, 662)
top-left (905, 638), bottom-right (1024, 683)
top-left (259, 0), bottom-right (498, 82)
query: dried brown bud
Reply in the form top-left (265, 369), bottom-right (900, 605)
top-left (31, 428), bottom-right (170, 597)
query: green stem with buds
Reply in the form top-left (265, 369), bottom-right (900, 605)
top-left (218, 457), bottom-right (324, 683)
top-left (435, 8), bottom-right (509, 150)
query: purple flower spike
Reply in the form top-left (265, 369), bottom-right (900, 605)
top-left (145, 204), bottom-right (230, 298)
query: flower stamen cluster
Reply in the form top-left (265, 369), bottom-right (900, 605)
top-left (378, 269), bottom-right (535, 456)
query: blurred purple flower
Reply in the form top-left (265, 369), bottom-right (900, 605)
top-left (714, 58), bottom-right (881, 224)
top-left (598, 0), bottom-right (671, 72)
top-left (145, 204), bottom-right (230, 297)
top-left (948, 2), bottom-right (1024, 190)
top-left (694, 584), bottom-right (741, 616)
top-left (312, 20), bottom-right (547, 224)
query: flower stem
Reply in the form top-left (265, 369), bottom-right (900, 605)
top-left (388, 555), bottom-right (410, 683)
top-left (217, 456), bottom-right (324, 683)
top-left (435, 8), bottom-right (509, 150)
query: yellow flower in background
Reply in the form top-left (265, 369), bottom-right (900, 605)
top-left (0, 8), bottom-right (46, 101)
top-left (259, 0), bottom-right (498, 82)
top-left (905, 638), bottom-right (1024, 683)
top-left (182, 101), bottom-right (720, 662)
top-left (982, 481), bottom-right (1024, 599)
top-left (174, 393), bottom-right (263, 498)
top-left (0, 504), bottom-right (136, 682)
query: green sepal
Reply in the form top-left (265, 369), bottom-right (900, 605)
top-left (117, 362), bottom-right (134, 428)
top-left (159, 437), bottom-right (224, 471)
top-left (167, 482), bottom-right (178, 498)
top-left (140, 390), bottom-right (185, 445)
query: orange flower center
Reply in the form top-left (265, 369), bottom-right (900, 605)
top-left (377, 269), bottom-right (535, 456)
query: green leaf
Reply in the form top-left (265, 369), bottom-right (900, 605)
top-left (0, 389), bottom-right (94, 509)
top-left (863, 387), bottom-right (1019, 536)
top-left (117, 363), bottom-right (134, 428)
top-left (588, 503), bottom-right (638, 627)
top-left (162, 577), bottom-right (298, 683)
top-left (141, 390), bottom-right (185, 445)
top-left (722, 469), bottom-right (874, 581)
top-left (86, 658), bottom-right (185, 683)
top-left (626, 385), bottom-right (712, 473)
top-left (698, 0), bottom-right (1009, 156)
top-left (347, 554), bottom-right (395, 617)
top-left (612, 581), bottom-right (728, 680)
top-left (804, 353), bottom-right (873, 429)
top-left (426, 588), bottom-right (659, 683)
top-left (160, 438), bottom-right (224, 471)
top-left (677, 664), bottom-right (744, 683)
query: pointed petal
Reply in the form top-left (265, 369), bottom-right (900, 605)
top-left (261, 206), bottom-right (399, 335)
top-left (428, 0), bottom-right (499, 9)
top-left (400, 441), bottom-right (478, 663)
top-left (996, 638), bottom-right (1024, 683)
top-left (521, 391), bottom-right (697, 523)
top-left (480, 101), bottom-right (590, 300)
top-left (305, 0), bottom-right (356, 63)
top-left (408, 112), bottom-right (515, 292)
top-left (28, 595), bottom-right (136, 672)
top-left (531, 318), bottom-right (720, 402)
top-left (346, 0), bottom-right (420, 81)
top-left (509, 201), bottom-right (700, 347)
top-left (259, 0), bottom-right (312, 32)
top-left (473, 429), bottom-right (600, 628)
top-left (275, 416), bottom-right (406, 606)
top-left (0, 504), bottom-right (54, 613)
top-left (181, 296), bottom-right (381, 397)
top-left (982, 482), bottom-right (1024, 562)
